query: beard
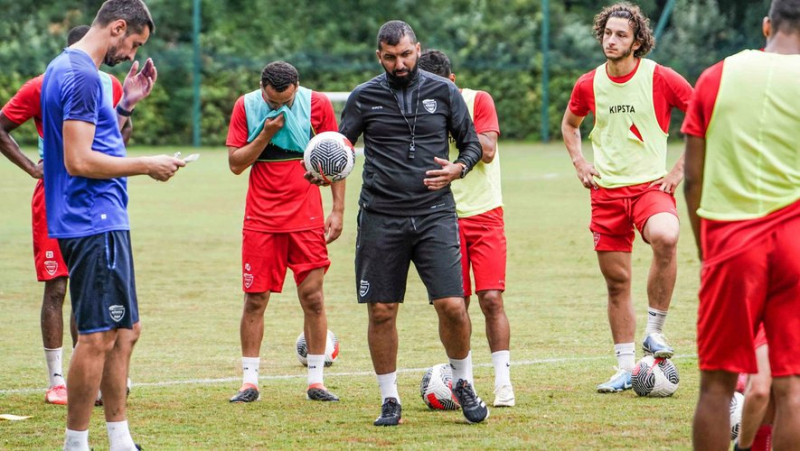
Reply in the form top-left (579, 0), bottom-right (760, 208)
top-left (604, 43), bottom-right (634, 62)
top-left (384, 60), bottom-right (419, 87)
top-left (103, 45), bottom-right (127, 67)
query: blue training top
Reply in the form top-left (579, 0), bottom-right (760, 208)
top-left (38, 71), bottom-right (115, 159)
top-left (41, 48), bottom-right (129, 239)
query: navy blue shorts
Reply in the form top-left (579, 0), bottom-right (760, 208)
top-left (59, 230), bottom-right (139, 334)
top-left (355, 208), bottom-right (464, 303)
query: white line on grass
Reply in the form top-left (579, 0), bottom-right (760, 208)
top-left (0, 354), bottom-right (696, 395)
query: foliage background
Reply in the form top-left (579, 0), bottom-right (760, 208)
top-left (0, 0), bottom-right (771, 145)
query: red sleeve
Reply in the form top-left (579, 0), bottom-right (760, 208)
top-left (310, 91), bottom-right (337, 134)
top-left (110, 76), bottom-right (123, 107)
top-left (472, 91), bottom-right (500, 136)
top-left (1, 75), bottom-right (43, 127)
top-left (654, 65), bottom-right (693, 113)
top-left (225, 96), bottom-right (249, 148)
top-left (681, 61), bottom-right (724, 138)
top-left (568, 71), bottom-right (596, 117)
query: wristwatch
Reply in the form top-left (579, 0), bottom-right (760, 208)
top-left (458, 162), bottom-right (468, 179)
top-left (116, 104), bottom-right (134, 117)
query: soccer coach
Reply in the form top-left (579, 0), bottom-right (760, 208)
top-left (338, 20), bottom-right (487, 426)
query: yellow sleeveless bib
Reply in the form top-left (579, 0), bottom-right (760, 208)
top-left (590, 58), bottom-right (669, 188)
top-left (699, 50), bottom-right (800, 221)
top-left (449, 89), bottom-right (503, 218)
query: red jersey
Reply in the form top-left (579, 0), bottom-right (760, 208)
top-left (226, 91), bottom-right (337, 232)
top-left (1, 73), bottom-right (123, 138)
top-left (568, 59), bottom-right (693, 134)
top-left (472, 91), bottom-right (500, 136)
top-left (680, 61), bottom-right (724, 138)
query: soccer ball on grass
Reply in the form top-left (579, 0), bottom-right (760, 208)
top-left (295, 330), bottom-right (339, 367)
top-left (631, 355), bottom-right (680, 397)
top-left (420, 363), bottom-right (460, 410)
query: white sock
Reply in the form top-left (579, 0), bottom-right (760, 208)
top-left (376, 372), bottom-right (400, 404)
top-left (491, 350), bottom-right (511, 388)
top-left (449, 351), bottom-right (474, 385)
top-left (242, 357), bottom-right (260, 388)
top-left (615, 343), bottom-right (636, 371)
top-left (106, 420), bottom-right (136, 451)
top-left (645, 307), bottom-right (668, 335)
top-left (63, 429), bottom-right (90, 451)
top-left (307, 354), bottom-right (325, 386)
top-left (45, 347), bottom-right (66, 387)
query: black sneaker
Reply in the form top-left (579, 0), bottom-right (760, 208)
top-left (229, 383), bottom-right (260, 403)
top-left (373, 397), bottom-right (402, 426)
top-left (306, 384), bottom-right (339, 401)
top-left (452, 379), bottom-right (489, 423)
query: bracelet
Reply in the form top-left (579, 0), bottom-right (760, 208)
top-left (116, 104), bottom-right (134, 117)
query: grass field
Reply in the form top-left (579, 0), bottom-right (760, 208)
top-left (0, 142), bottom-right (703, 449)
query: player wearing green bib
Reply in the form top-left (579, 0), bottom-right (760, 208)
top-left (683, 0), bottom-right (800, 448)
top-left (561, 3), bottom-right (693, 393)
top-left (419, 49), bottom-right (514, 408)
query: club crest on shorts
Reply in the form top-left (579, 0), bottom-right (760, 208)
top-left (44, 261), bottom-right (58, 276)
top-left (243, 273), bottom-right (254, 289)
top-left (423, 99), bottom-right (437, 114)
top-left (109, 305), bottom-right (125, 322)
top-left (359, 280), bottom-right (370, 298)
top-left (593, 232), bottom-right (601, 249)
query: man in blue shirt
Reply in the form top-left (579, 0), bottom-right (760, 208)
top-left (41, 1), bottom-right (184, 449)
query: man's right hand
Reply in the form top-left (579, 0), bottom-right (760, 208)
top-left (574, 160), bottom-right (600, 189)
top-left (145, 155), bottom-right (186, 181)
top-left (261, 113), bottom-right (285, 136)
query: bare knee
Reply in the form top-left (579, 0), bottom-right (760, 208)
top-left (300, 289), bottom-right (325, 316)
top-left (478, 291), bottom-right (505, 318)
top-left (649, 230), bottom-right (679, 256)
top-left (435, 298), bottom-right (468, 322)
top-left (243, 292), bottom-right (269, 315)
top-left (43, 277), bottom-right (68, 307)
top-left (604, 274), bottom-right (630, 301)
top-left (368, 303), bottom-right (398, 326)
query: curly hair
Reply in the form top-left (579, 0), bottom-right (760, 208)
top-left (593, 2), bottom-right (655, 58)
top-left (260, 61), bottom-right (299, 92)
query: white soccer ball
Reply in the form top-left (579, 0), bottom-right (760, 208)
top-left (303, 131), bottom-right (355, 183)
top-left (295, 330), bottom-right (339, 367)
top-left (631, 355), bottom-right (680, 397)
top-left (730, 391), bottom-right (744, 441)
top-left (420, 363), bottom-right (460, 410)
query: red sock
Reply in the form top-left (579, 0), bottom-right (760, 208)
top-left (751, 424), bottom-right (772, 451)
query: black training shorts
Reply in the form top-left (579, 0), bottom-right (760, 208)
top-left (355, 208), bottom-right (464, 303)
top-left (59, 230), bottom-right (139, 334)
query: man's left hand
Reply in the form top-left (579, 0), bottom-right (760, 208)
top-left (325, 210), bottom-right (343, 244)
top-left (120, 58), bottom-right (158, 110)
top-left (423, 157), bottom-right (462, 191)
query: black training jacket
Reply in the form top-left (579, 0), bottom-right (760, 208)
top-left (339, 70), bottom-right (482, 216)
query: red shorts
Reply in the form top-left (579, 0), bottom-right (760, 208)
top-left (241, 228), bottom-right (330, 294)
top-left (697, 200), bottom-right (800, 377)
top-left (754, 324), bottom-right (767, 350)
top-left (458, 207), bottom-right (506, 297)
top-left (31, 179), bottom-right (68, 281)
top-left (590, 182), bottom-right (678, 252)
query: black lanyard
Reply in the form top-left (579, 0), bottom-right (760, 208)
top-left (384, 80), bottom-right (422, 160)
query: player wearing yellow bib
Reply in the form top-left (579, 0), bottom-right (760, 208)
top-left (683, 0), bottom-right (800, 448)
top-left (419, 49), bottom-right (514, 408)
top-left (561, 3), bottom-right (693, 393)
